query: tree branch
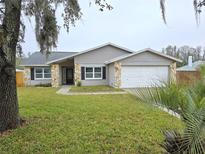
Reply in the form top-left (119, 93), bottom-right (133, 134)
top-left (0, 7), bottom-right (5, 15)
top-left (160, 0), bottom-right (167, 24)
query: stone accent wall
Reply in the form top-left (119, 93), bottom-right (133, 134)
top-left (170, 62), bottom-right (177, 82)
top-left (74, 63), bottom-right (81, 86)
top-left (24, 67), bottom-right (31, 86)
top-left (114, 62), bottom-right (121, 88)
top-left (51, 64), bottom-right (60, 87)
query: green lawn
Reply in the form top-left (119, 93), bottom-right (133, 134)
top-left (70, 85), bottom-right (123, 92)
top-left (0, 88), bottom-right (182, 154)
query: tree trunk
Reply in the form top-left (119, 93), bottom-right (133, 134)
top-left (0, 0), bottom-right (22, 132)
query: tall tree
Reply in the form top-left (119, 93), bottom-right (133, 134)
top-left (0, 0), bottom-right (23, 132)
top-left (162, 45), bottom-right (204, 66)
top-left (0, 0), bottom-right (112, 132)
top-left (202, 47), bottom-right (205, 60)
top-left (160, 0), bottom-right (205, 24)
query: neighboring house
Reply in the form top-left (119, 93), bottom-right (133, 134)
top-left (21, 43), bottom-right (181, 88)
top-left (177, 56), bottom-right (204, 84)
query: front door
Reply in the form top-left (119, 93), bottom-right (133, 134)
top-left (62, 67), bottom-right (74, 85)
top-left (66, 68), bottom-right (74, 84)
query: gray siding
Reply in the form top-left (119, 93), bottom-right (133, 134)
top-left (29, 79), bottom-right (51, 86)
top-left (81, 79), bottom-right (107, 86)
top-left (74, 45), bottom-right (130, 86)
top-left (108, 63), bottom-right (115, 87)
top-left (120, 52), bottom-right (173, 66)
top-left (74, 45), bottom-right (130, 64)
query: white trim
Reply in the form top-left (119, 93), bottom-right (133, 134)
top-left (85, 66), bottom-right (103, 80)
top-left (81, 64), bottom-right (105, 67)
top-left (47, 42), bottom-right (134, 64)
top-left (20, 64), bottom-right (50, 67)
top-left (16, 69), bottom-right (24, 72)
top-left (34, 67), bottom-right (51, 80)
top-left (105, 48), bottom-right (182, 64)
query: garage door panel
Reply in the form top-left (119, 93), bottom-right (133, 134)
top-left (121, 66), bottom-right (169, 88)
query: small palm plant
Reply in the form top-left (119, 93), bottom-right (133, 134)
top-left (135, 77), bottom-right (205, 153)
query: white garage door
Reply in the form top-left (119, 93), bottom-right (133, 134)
top-left (121, 66), bottom-right (169, 88)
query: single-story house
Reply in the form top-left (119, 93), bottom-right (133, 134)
top-left (177, 56), bottom-right (203, 84)
top-left (21, 43), bottom-right (181, 88)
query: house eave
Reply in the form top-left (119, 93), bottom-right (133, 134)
top-left (20, 64), bottom-right (50, 67)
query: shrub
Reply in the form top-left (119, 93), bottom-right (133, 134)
top-left (34, 83), bottom-right (52, 87)
top-left (135, 79), bottom-right (205, 153)
top-left (76, 81), bottom-right (81, 87)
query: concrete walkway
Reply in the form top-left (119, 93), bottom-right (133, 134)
top-left (56, 86), bottom-right (127, 95)
top-left (56, 85), bottom-right (71, 95)
top-left (60, 91), bottom-right (127, 95)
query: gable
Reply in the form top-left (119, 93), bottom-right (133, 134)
top-left (74, 45), bottom-right (131, 64)
top-left (120, 51), bottom-right (173, 66)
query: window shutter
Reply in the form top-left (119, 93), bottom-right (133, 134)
top-left (81, 67), bottom-right (85, 80)
top-left (103, 67), bottom-right (106, 80)
top-left (31, 68), bottom-right (34, 80)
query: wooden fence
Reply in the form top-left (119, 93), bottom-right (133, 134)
top-left (176, 71), bottom-right (200, 85)
top-left (16, 71), bottom-right (24, 87)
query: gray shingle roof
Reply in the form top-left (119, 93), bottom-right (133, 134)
top-left (47, 43), bottom-right (134, 64)
top-left (177, 61), bottom-right (205, 71)
top-left (21, 52), bottom-right (77, 66)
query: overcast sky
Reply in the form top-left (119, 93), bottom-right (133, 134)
top-left (21, 0), bottom-right (205, 55)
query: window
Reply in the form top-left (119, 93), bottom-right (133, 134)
top-left (85, 67), bottom-right (93, 79)
top-left (44, 68), bottom-right (51, 78)
top-left (85, 67), bottom-right (102, 79)
top-left (35, 68), bottom-right (43, 79)
top-left (35, 68), bottom-right (51, 79)
top-left (94, 67), bottom-right (102, 78)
